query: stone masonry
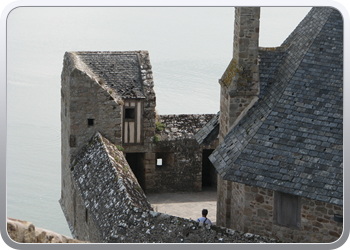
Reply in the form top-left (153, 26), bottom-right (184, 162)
top-left (61, 132), bottom-right (277, 243)
top-left (153, 114), bottom-right (219, 192)
top-left (209, 7), bottom-right (343, 243)
top-left (61, 51), bottom-right (124, 234)
top-left (219, 7), bottom-right (260, 136)
top-left (240, 185), bottom-right (343, 243)
top-left (58, 6), bottom-right (343, 244)
top-left (216, 7), bottom-right (261, 230)
top-left (60, 49), bottom-right (220, 240)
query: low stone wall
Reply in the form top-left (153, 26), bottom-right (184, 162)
top-left (6, 217), bottom-right (87, 243)
top-left (105, 209), bottom-right (279, 243)
top-left (157, 114), bottom-right (217, 141)
top-left (6, 214), bottom-right (278, 244)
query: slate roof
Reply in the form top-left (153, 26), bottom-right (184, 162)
top-left (73, 51), bottom-right (145, 99)
top-left (209, 7), bottom-right (343, 205)
top-left (194, 112), bottom-right (220, 145)
top-left (71, 132), bottom-right (152, 241)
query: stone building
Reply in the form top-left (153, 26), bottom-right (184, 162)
top-left (60, 131), bottom-right (276, 243)
top-left (60, 50), bottom-right (218, 238)
top-left (205, 7), bottom-right (343, 243)
top-left (60, 6), bottom-right (343, 244)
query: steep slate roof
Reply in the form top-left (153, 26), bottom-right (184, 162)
top-left (71, 132), bottom-right (152, 241)
top-left (73, 51), bottom-right (146, 99)
top-left (209, 7), bottom-right (343, 205)
top-left (195, 112), bottom-right (220, 145)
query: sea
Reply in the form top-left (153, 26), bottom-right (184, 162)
top-left (6, 6), bottom-right (311, 237)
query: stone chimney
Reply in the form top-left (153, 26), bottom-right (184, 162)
top-left (219, 7), bottom-right (260, 141)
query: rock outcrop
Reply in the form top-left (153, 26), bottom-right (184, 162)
top-left (6, 217), bottom-right (88, 243)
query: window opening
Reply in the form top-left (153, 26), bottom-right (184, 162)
top-left (85, 208), bottom-right (88, 223)
top-left (155, 152), bottom-right (174, 169)
top-left (88, 119), bottom-right (94, 126)
top-left (157, 158), bottom-right (163, 166)
top-left (125, 108), bottom-right (135, 119)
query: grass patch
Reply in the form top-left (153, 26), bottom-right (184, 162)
top-left (156, 121), bottom-right (166, 131)
top-left (153, 134), bottom-right (159, 143)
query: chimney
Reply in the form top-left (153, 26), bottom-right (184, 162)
top-left (219, 7), bottom-right (260, 140)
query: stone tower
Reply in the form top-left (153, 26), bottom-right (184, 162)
top-left (59, 51), bottom-right (157, 234)
top-left (216, 7), bottom-right (260, 228)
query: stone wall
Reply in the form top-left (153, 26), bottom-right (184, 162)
top-left (61, 52), bottom-right (124, 233)
top-left (235, 184), bottom-right (343, 243)
top-left (6, 217), bottom-right (87, 243)
top-left (153, 138), bottom-right (202, 192)
top-left (150, 114), bottom-right (219, 192)
top-left (104, 209), bottom-right (279, 243)
top-left (61, 50), bottom-right (157, 204)
top-left (216, 176), bottom-right (230, 227)
top-left (6, 215), bottom-right (278, 244)
top-left (230, 181), bottom-right (245, 231)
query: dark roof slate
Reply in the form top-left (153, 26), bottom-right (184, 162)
top-left (194, 112), bottom-right (220, 145)
top-left (74, 51), bottom-right (145, 99)
top-left (209, 7), bottom-right (343, 205)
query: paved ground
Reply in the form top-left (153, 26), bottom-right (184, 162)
top-left (146, 187), bottom-right (217, 225)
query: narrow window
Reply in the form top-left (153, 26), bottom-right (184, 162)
top-left (88, 119), bottom-right (94, 126)
top-left (85, 208), bottom-right (88, 223)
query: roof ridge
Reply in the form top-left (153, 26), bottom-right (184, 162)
top-left (69, 52), bottom-right (124, 101)
top-left (281, 7), bottom-right (334, 47)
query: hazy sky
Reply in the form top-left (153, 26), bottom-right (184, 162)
top-left (7, 7), bottom-right (312, 62)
